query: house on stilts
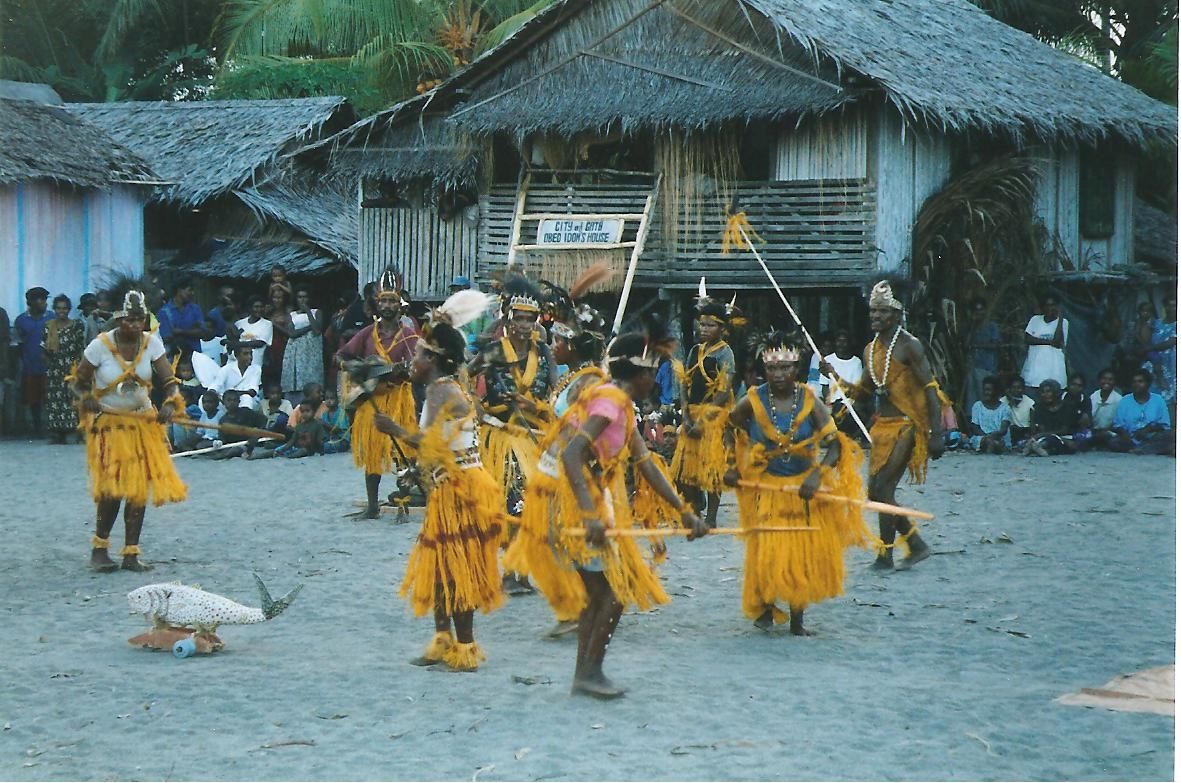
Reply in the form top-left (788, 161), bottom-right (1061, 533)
top-left (307, 0), bottom-right (1175, 345)
top-left (0, 81), bottom-right (155, 318)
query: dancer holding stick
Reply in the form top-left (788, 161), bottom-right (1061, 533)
top-left (70, 289), bottom-right (187, 572)
top-left (722, 331), bottom-right (872, 636)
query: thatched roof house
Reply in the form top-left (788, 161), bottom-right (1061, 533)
top-left (67, 97), bottom-right (359, 280)
top-left (314, 0), bottom-right (1174, 308)
top-left (0, 82), bottom-right (155, 317)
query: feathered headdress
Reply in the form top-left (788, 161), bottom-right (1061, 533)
top-left (547, 262), bottom-right (613, 345)
top-left (101, 270), bottom-right (154, 319)
top-left (694, 276), bottom-right (730, 327)
top-left (376, 267), bottom-right (407, 304)
top-left (865, 274), bottom-right (910, 313)
top-left (500, 272), bottom-right (541, 316)
top-left (422, 289), bottom-right (495, 367)
top-left (607, 311), bottom-right (676, 369)
top-left (756, 330), bottom-right (801, 365)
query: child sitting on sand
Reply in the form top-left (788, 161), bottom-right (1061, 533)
top-left (1005, 377), bottom-right (1035, 449)
top-left (286, 382), bottom-right (327, 431)
top-left (262, 383), bottom-right (294, 434)
top-left (250, 399), bottom-right (325, 459)
top-left (1024, 379), bottom-right (1080, 456)
top-left (207, 389), bottom-right (270, 460)
top-left (967, 376), bottom-right (1011, 454)
top-left (320, 389), bottom-right (351, 453)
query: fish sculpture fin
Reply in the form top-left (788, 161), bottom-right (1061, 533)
top-left (254, 573), bottom-right (303, 621)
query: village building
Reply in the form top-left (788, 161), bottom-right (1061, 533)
top-left (67, 97), bottom-right (359, 300)
top-left (309, 0), bottom-right (1175, 357)
top-left (0, 81), bottom-right (155, 318)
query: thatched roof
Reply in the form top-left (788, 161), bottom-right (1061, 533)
top-left (316, 0), bottom-right (1174, 184)
top-left (0, 97), bottom-right (155, 189)
top-left (747, 0), bottom-right (1176, 146)
top-left (235, 173), bottom-right (358, 263)
top-left (68, 97), bottom-right (352, 205)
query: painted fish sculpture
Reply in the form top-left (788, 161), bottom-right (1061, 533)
top-left (127, 574), bottom-right (302, 654)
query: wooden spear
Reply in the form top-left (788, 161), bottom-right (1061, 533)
top-left (736, 479), bottom-right (934, 520)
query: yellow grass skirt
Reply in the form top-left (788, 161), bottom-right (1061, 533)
top-left (399, 465), bottom-right (506, 617)
top-left (352, 383), bottom-right (416, 475)
top-left (671, 404), bottom-right (732, 493)
top-left (506, 467), bottom-right (668, 613)
top-left (84, 411), bottom-right (187, 507)
top-left (736, 436), bottom-right (871, 619)
top-left (869, 416), bottom-right (928, 484)
top-left (479, 424), bottom-right (539, 493)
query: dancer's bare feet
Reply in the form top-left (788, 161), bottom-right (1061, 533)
top-left (753, 608), bottom-right (775, 631)
top-left (789, 610), bottom-right (810, 637)
top-left (571, 671), bottom-right (626, 699)
top-left (121, 555), bottom-right (153, 572)
top-left (363, 503), bottom-right (380, 520)
top-left (90, 549), bottom-right (119, 573)
top-left (870, 554), bottom-right (894, 571)
top-left (896, 538), bottom-right (930, 571)
top-left (545, 620), bottom-right (579, 639)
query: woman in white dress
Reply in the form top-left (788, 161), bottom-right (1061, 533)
top-left (280, 287), bottom-right (324, 396)
top-left (1022, 293), bottom-right (1069, 388)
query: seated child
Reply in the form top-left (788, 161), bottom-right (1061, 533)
top-left (207, 389), bottom-right (270, 459)
top-left (250, 399), bottom-right (326, 459)
top-left (174, 389), bottom-right (223, 452)
top-left (320, 388), bottom-right (351, 453)
top-left (262, 383), bottom-right (294, 434)
top-left (287, 381), bottom-right (328, 431)
top-left (1062, 372), bottom-right (1093, 449)
top-left (968, 375), bottom-right (1011, 453)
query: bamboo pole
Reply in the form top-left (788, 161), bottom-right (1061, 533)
top-left (736, 479), bottom-right (934, 520)
top-left (561, 526), bottom-right (816, 537)
top-left (102, 409), bottom-right (282, 442)
top-left (172, 440), bottom-right (248, 459)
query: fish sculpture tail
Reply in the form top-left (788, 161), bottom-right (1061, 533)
top-left (254, 573), bottom-right (303, 621)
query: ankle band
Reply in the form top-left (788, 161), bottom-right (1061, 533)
top-left (120, 545), bottom-right (142, 557)
top-left (91, 535), bottom-right (110, 550)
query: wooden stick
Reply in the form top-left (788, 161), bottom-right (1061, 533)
top-left (481, 415), bottom-right (544, 438)
top-left (561, 526), bottom-right (815, 537)
top-left (103, 409), bottom-right (282, 442)
top-left (736, 480), bottom-right (934, 520)
top-left (172, 440), bottom-right (248, 459)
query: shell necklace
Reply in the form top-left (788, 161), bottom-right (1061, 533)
top-left (868, 326), bottom-right (903, 395)
top-left (767, 384), bottom-right (802, 437)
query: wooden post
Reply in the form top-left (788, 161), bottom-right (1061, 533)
top-left (611, 172), bottom-right (662, 336)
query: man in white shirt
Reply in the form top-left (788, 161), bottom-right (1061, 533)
top-left (215, 346), bottom-right (262, 408)
top-left (819, 329), bottom-right (867, 438)
top-left (232, 298), bottom-right (272, 368)
top-left (1090, 367), bottom-right (1123, 448)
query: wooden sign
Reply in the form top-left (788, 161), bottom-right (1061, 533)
top-left (535, 216), bottom-right (625, 248)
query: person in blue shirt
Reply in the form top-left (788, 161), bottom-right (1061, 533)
top-left (1110, 369), bottom-right (1174, 455)
top-left (13, 286), bottom-right (51, 437)
top-left (157, 278), bottom-right (208, 360)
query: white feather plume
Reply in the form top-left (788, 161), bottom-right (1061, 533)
top-left (438, 290), bottom-right (493, 329)
top-left (698, 276), bottom-right (707, 300)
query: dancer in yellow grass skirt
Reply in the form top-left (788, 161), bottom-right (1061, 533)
top-left (671, 289), bottom-right (736, 527)
top-left (467, 274), bottom-right (557, 595)
top-left (373, 290), bottom-right (504, 672)
top-left (545, 330), bottom-right (707, 699)
top-left (832, 277), bottom-right (948, 571)
top-left (503, 284), bottom-right (610, 638)
top-left (335, 269), bottom-right (419, 519)
top-left (69, 290), bottom-right (187, 573)
top-left (724, 331), bottom-right (872, 636)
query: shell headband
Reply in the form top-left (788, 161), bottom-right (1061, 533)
top-left (761, 345), bottom-right (800, 363)
top-left (869, 281), bottom-right (905, 311)
top-left (115, 290), bottom-right (148, 319)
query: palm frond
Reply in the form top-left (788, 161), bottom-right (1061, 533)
top-left (92, 0), bottom-right (165, 59)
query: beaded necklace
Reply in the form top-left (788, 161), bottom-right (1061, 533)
top-left (868, 326), bottom-right (903, 396)
top-left (766, 384), bottom-right (802, 437)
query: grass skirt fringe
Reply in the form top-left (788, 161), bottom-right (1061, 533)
top-left (479, 425), bottom-right (540, 491)
top-left (736, 435), bottom-right (871, 618)
top-left (869, 416), bottom-right (928, 484)
top-left (503, 471), bottom-right (586, 621)
top-left (352, 383), bottom-right (415, 475)
top-left (85, 412), bottom-right (187, 507)
top-left (633, 453), bottom-right (682, 529)
top-left (399, 464), bottom-right (506, 617)
top-left (671, 404), bottom-right (732, 493)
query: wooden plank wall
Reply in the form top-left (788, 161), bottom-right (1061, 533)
top-left (359, 206), bottom-right (478, 302)
top-left (478, 180), bottom-right (876, 289)
top-left (0, 182), bottom-right (145, 317)
top-left (1033, 146), bottom-right (1135, 270)
top-left (774, 108), bottom-right (868, 181)
top-left (871, 108), bottom-right (952, 272)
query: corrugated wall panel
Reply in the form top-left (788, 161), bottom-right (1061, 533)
top-left (358, 206), bottom-right (478, 301)
top-left (774, 109), bottom-right (868, 181)
top-left (0, 187), bottom-right (20, 318)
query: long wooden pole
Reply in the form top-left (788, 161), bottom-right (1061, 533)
top-left (561, 526), bottom-right (816, 537)
top-left (736, 479), bottom-right (934, 520)
top-left (103, 409), bottom-right (282, 442)
top-left (172, 440), bottom-right (248, 459)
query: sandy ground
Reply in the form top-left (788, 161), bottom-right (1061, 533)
top-left (0, 440), bottom-right (1174, 782)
